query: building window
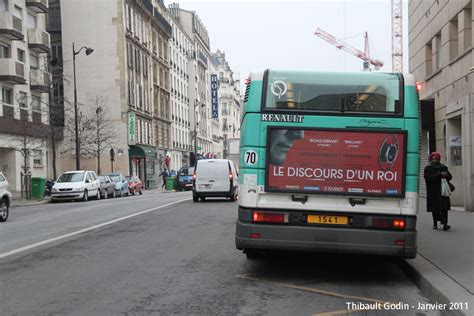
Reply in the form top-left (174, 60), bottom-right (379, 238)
top-left (17, 48), bottom-right (25, 63)
top-left (30, 54), bottom-right (39, 70)
top-left (1, 87), bottom-right (13, 105)
top-left (0, 41), bottom-right (10, 58)
top-left (27, 12), bottom-right (37, 28)
top-left (0, 0), bottom-right (6, 12)
top-left (33, 150), bottom-right (43, 167)
top-left (425, 41), bottom-right (432, 76)
top-left (462, 7), bottom-right (472, 50)
top-left (51, 45), bottom-right (63, 62)
top-left (31, 95), bottom-right (41, 112)
top-left (434, 32), bottom-right (441, 71)
top-left (449, 17), bottom-right (459, 60)
top-left (19, 92), bottom-right (27, 108)
top-left (13, 5), bottom-right (22, 20)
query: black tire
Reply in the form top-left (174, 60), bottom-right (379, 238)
top-left (193, 195), bottom-right (199, 202)
top-left (82, 190), bottom-right (88, 202)
top-left (139, 188), bottom-right (143, 195)
top-left (200, 196), bottom-right (206, 201)
top-left (229, 193), bottom-right (236, 202)
top-left (0, 198), bottom-right (9, 222)
top-left (131, 189), bottom-right (135, 196)
top-left (245, 250), bottom-right (262, 259)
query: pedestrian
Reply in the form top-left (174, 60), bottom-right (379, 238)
top-left (159, 169), bottom-right (168, 189)
top-left (424, 151), bottom-right (452, 231)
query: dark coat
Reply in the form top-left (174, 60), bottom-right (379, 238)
top-left (424, 163), bottom-right (452, 212)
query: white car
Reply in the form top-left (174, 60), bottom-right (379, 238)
top-left (0, 172), bottom-right (12, 222)
top-left (192, 159), bottom-right (239, 202)
top-left (51, 170), bottom-right (100, 202)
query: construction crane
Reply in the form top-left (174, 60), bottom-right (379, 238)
top-left (314, 27), bottom-right (384, 71)
top-left (391, 0), bottom-right (403, 72)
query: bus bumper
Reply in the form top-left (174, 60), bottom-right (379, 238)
top-left (235, 219), bottom-right (417, 259)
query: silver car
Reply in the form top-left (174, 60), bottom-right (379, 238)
top-left (0, 172), bottom-right (12, 222)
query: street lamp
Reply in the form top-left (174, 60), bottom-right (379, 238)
top-left (72, 42), bottom-right (94, 170)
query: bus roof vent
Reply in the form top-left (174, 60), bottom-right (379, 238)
top-left (244, 79), bottom-right (251, 103)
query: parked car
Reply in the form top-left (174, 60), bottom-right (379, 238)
top-left (127, 175), bottom-right (144, 195)
top-left (108, 173), bottom-right (129, 197)
top-left (0, 172), bottom-right (12, 222)
top-left (99, 175), bottom-right (116, 199)
top-left (192, 159), bottom-right (239, 202)
top-left (51, 170), bottom-right (100, 202)
top-left (178, 166), bottom-right (194, 191)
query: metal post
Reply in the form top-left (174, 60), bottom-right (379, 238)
top-left (194, 100), bottom-right (198, 156)
top-left (73, 42), bottom-right (80, 170)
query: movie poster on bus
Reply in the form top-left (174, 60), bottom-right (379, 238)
top-left (266, 127), bottom-right (406, 197)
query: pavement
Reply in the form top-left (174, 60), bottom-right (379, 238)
top-left (8, 192), bottom-right (474, 314)
top-left (400, 197), bottom-right (474, 316)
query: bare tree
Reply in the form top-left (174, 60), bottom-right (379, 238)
top-left (83, 96), bottom-right (117, 175)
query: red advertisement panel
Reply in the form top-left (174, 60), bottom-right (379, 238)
top-left (266, 128), bottom-right (406, 197)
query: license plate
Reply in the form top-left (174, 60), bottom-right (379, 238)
top-left (307, 215), bottom-right (348, 225)
top-left (199, 184), bottom-right (212, 189)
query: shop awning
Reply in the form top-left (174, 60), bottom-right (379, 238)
top-left (129, 144), bottom-right (156, 159)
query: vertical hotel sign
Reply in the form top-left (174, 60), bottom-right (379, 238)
top-left (211, 74), bottom-right (218, 118)
top-left (128, 112), bottom-right (135, 145)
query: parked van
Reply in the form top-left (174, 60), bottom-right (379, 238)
top-left (193, 159), bottom-right (238, 202)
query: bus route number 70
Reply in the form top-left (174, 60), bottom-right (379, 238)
top-left (244, 150), bottom-right (258, 165)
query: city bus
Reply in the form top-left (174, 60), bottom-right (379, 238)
top-left (235, 70), bottom-right (420, 259)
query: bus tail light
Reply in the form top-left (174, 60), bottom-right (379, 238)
top-left (393, 219), bottom-right (405, 229)
top-left (253, 211), bottom-right (287, 223)
top-left (371, 218), bottom-right (406, 229)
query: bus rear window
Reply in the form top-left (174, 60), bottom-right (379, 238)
top-left (264, 71), bottom-right (401, 114)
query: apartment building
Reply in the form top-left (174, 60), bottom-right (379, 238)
top-left (408, 0), bottom-right (473, 211)
top-left (53, 0), bottom-right (172, 189)
top-left (0, 0), bottom-right (51, 192)
top-left (169, 4), bottom-right (213, 159)
top-left (168, 11), bottom-right (192, 170)
top-left (210, 50), bottom-right (241, 159)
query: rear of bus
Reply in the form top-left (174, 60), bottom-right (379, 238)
top-left (235, 70), bottom-right (420, 259)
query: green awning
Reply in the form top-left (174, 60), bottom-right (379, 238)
top-left (129, 144), bottom-right (156, 159)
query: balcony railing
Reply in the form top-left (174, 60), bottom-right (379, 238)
top-left (0, 59), bottom-right (26, 84)
top-left (27, 28), bottom-right (50, 53)
top-left (153, 7), bottom-right (172, 37)
top-left (0, 12), bottom-right (24, 40)
top-left (30, 69), bottom-right (51, 93)
top-left (26, 0), bottom-right (48, 13)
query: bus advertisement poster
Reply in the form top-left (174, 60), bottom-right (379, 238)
top-left (266, 127), bottom-right (406, 197)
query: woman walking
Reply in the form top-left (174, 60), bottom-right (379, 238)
top-left (424, 151), bottom-right (452, 231)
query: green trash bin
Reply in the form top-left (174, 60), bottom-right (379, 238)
top-left (165, 176), bottom-right (176, 191)
top-left (31, 177), bottom-right (46, 199)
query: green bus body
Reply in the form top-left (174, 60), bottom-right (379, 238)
top-left (236, 70), bottom-right (420, 259)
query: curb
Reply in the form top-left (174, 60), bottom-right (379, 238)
top-left (399, 255), bottom-right (473, 316)
top-left (10, 200), bottom-right (50, 208)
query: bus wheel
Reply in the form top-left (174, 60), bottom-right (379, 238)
top-left (245, 250), bottom-right (262, 259)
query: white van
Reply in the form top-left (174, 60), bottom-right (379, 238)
top-left (193, 159), bottom-right (238, 202)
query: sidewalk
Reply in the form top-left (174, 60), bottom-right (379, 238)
top-left (10, 191), bottom-right (50, 208)
top-left (400, 197), bottom-right (474, 316)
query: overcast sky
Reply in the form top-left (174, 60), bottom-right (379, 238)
top-left (173, 0), bottom-right (409, 86)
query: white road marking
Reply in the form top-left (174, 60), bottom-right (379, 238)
top-left (0, 198), bottom-right (190, 259)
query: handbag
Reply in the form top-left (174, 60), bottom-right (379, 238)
top-left (448, 182), bottom-right (455, 192)
top-left (441, 179), bottom-right (452, 197)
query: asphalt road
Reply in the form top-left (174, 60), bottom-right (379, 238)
top-left (0, 191), bottom-right (440, 315)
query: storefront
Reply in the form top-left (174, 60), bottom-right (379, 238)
top-left (129, 145), bottom-right (157, 189)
